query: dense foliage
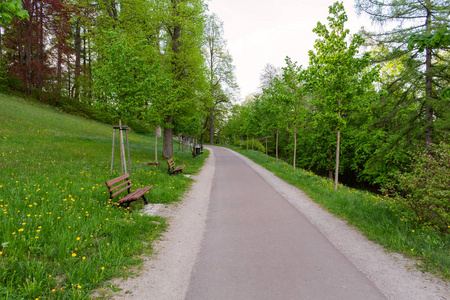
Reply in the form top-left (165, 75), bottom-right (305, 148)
top-left (0, 0), bottom-right (237, 157)
top-left (222, 1), bottom-right (449, 230)
top-left (383, 141), bottom-right (450, 233)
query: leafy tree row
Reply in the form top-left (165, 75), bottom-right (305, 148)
top-left (0, 0), bottom-right (237, 158)
top-left (222, 1), bottom-right (449, 226)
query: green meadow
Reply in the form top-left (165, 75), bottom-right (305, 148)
top-left (0, 93), bottom-right (207, 299)
top-left (229, 146), bottom-right (450, 281)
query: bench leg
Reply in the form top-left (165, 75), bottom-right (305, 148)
top-left (141, 195), bottom-right (149, 205)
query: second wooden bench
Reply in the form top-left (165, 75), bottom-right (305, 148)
top-left (167, 158), bottom-right (185, 175)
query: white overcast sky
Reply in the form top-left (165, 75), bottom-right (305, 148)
top-left (207, 0), bottom-right (374, 100)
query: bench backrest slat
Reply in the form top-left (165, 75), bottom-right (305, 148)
top-left (105, 173), bottom-right (134, 199)
top-left (106, 173), bottom-right (130, 187)
top-left (111, 183), bottom-right (134, 198)
top-left (108, 180), bottom-right (132, 193)
top-left (167, 158), bottom-right (175, 169)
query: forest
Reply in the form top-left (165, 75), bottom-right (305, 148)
top-left (1, 0), bottom-right (449, 233)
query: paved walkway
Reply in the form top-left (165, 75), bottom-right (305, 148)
top-left (185, 146), bottom-right (386, 299)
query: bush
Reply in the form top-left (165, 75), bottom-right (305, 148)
top-left (383, 141), bottom-right (450, 233)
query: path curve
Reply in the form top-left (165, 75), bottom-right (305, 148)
top-left (110, 146), bottom-right (449, 299)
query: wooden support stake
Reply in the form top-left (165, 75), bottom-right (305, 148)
top-left (110, 128), bottom-right (116, 175)
top-left (126, 128), bottom-right (131, 173)
top-left (155, 127), bottom-right (159, 163)
top-left (119, 119), bottom-right (127, 174)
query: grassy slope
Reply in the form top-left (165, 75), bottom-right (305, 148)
top-left (228, 146), bottom-right (450, 281)
top-left (0, 94), bottom-right (207, 299)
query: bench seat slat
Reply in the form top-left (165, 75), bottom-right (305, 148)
top-left (117, 186), bottom-right (153, 204)
top-left (174, 165), bottom-right (185, 172)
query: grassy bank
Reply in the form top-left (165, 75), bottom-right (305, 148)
top-left (228, 146), bottom-right (450, 281)
top-left (0, 93), bottom-right (207, 299)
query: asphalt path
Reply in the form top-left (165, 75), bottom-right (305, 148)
top-left (185, 146), bottom-right (386, 300)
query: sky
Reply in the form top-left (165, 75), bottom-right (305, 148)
top-left (207, 0), bottom-right (374, 100)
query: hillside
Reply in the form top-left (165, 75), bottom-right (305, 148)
top-left (0, 93), bottom-right (206, 299)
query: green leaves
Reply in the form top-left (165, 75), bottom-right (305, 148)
top-left (0, 0), bottom-right (29, 25)
top-left (308, 1), bottom-right (375, 130)
top-left (408, 27), bottom-right (450, 52)
top-left (384, 141), bottom-right (450, 233)
top-left (93, 30), bottom-right (160, 120)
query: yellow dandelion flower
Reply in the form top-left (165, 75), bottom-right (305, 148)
top-left (72, 253), bottom-right (76, 257)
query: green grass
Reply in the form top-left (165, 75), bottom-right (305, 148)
top-left (228, 146), bottom-right (450, 281)
top-left (0, 93), bottom-right (208, 299)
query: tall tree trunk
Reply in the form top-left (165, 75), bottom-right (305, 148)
top-left (276, 128), bottom-right (279, 163)
top-left (57, 45), bottom-right (62, 91)
top-left (67, 52), bottom-right (71, 97)
top-left (38, 1), bottom-right (44, 90)
top-left (424, 0), bottom-right (433, 147)
top-left (334, 128), bottom-right (341, 191)
top-left (163, 116), bottom-right (174, 158)
top-left (0, 27), bottom-right (3, 64)
top-left (74, 19), bottom-right (81, 99)
top-left (25, 19), bottom-right (32, 94)
top-left (210, 106), bottom-right (214, 144)
top-left (293, 126), bottom-right (297, 171)
top-left (334, 99), bottom-right (342, 191)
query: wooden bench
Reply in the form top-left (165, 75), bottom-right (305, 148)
top-left (105, 173), bottom-right (152, 207)
top-left (167, 158), bottom-right (185, 175)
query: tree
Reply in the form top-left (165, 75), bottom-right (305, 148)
top-left (308, 2), bottom-right (377, 190)
top-left (259, 63), bottom-right (281, 91)
top-left (279, 57), bottom-right (307, 171)
top-left (159, 0), bottom-right (207, 158)
top-left (92, 30), bottom-right (158, 121)
top-left (356, 0), bottom-right (450, 147)
top-left (258, 64), bottom-right (284, 161)
top-left (0, 0), bottom-right (29, 73)
top-left (203, 13), bottom-right (237, 144)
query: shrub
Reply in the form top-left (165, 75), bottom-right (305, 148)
top-left (384, 141), bottom-right (450, 233)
